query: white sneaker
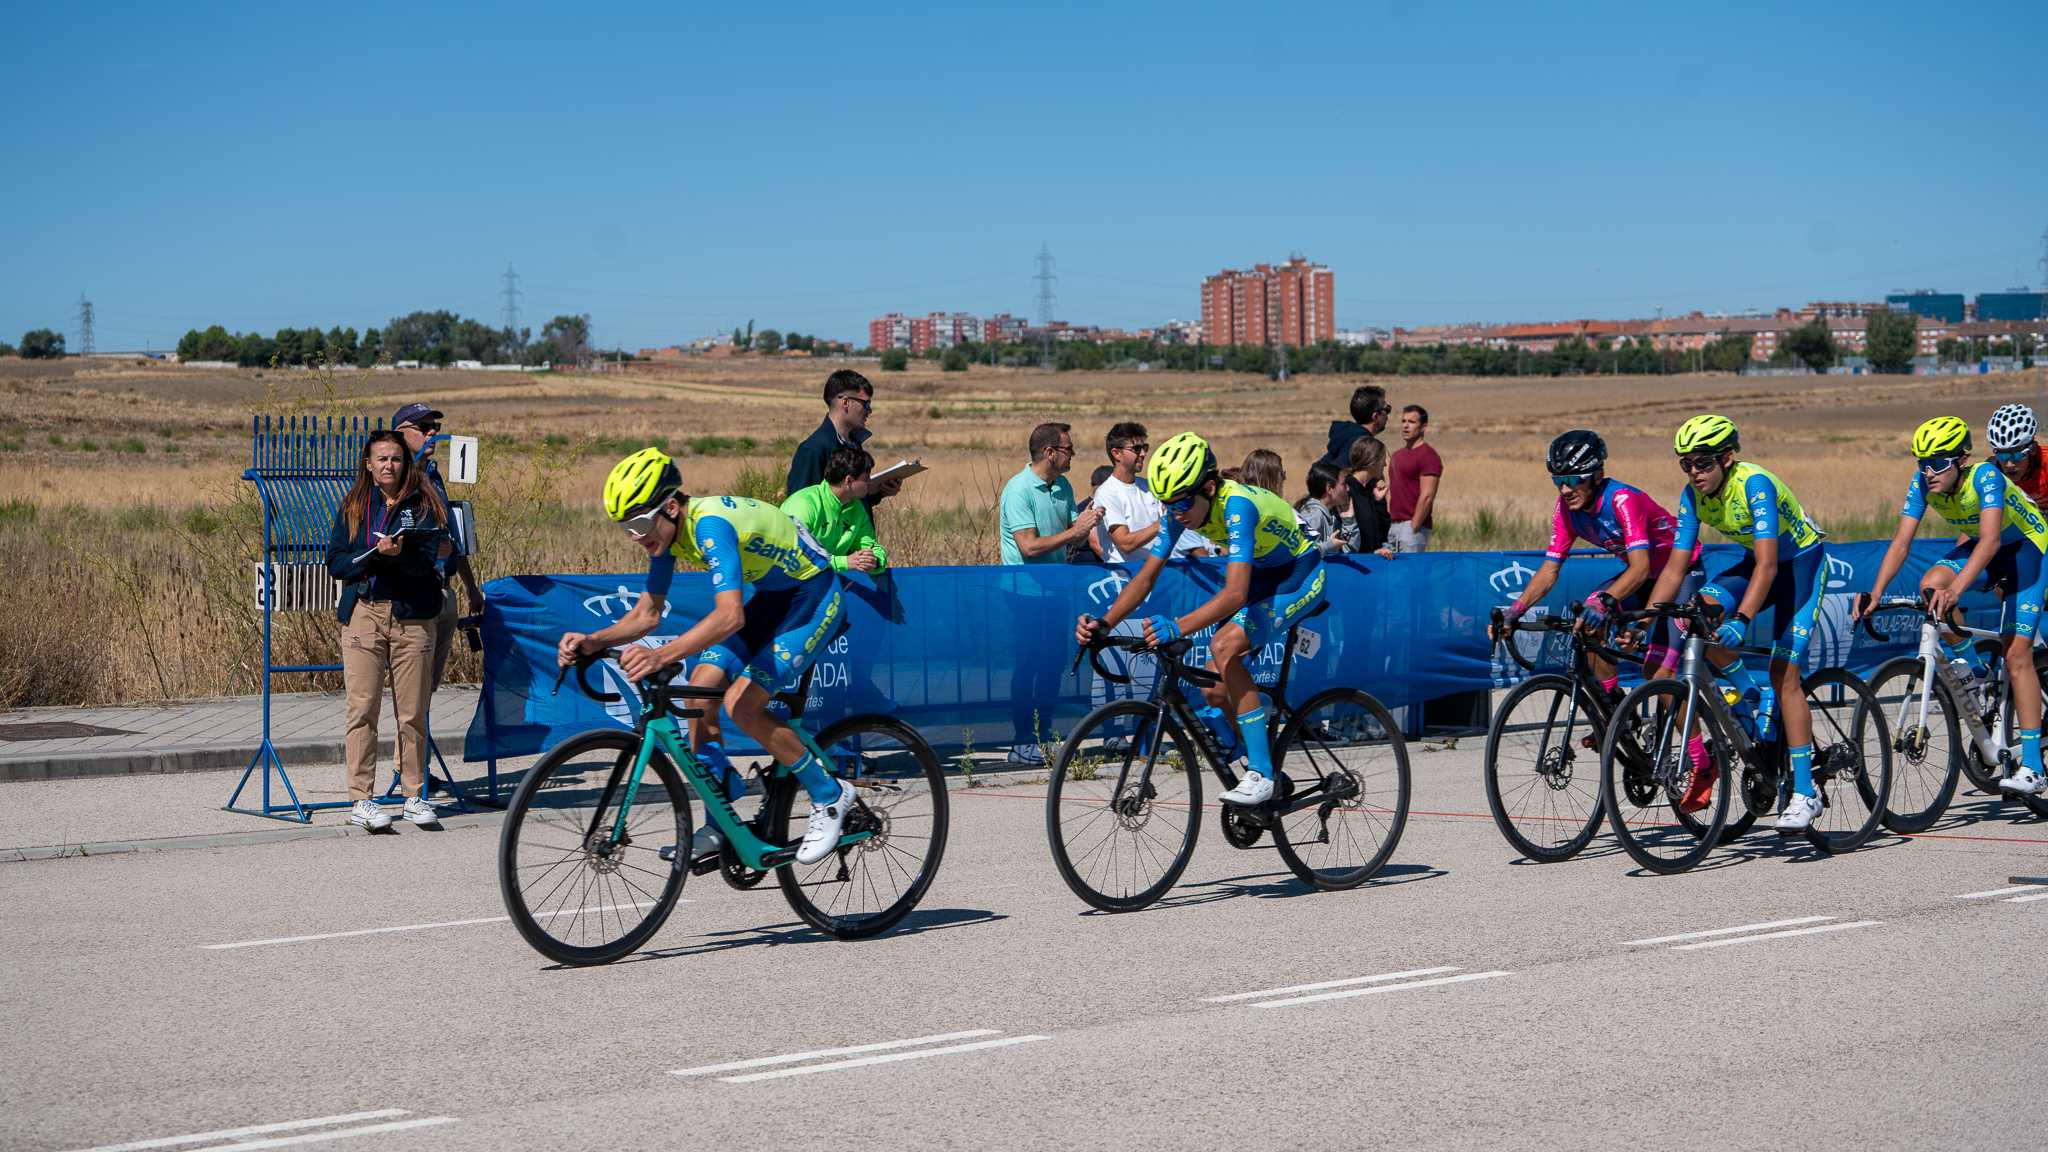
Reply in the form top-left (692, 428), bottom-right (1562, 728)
top-left (349, 799), bottom-right (392, 831)
top-left (401, 797), bottom-right (440, 827)
top-left (1219, 771), bottom-right (1275, 807)
top-left (1775, 792), bottom-right (1823, 831)
top-left (796, 780), bottom-right (854, 865)
top-left (1999, 767), bottom-right (2048, 796)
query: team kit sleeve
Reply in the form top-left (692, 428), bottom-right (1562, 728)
top-left (693, 514), bottom-right (745, 593)
top-left (1975, 462), bottom-right (2008, 509)
top-left (1223, 493), bottom-right (1258, 564)
top-left (1900, 472), bottom-right (1927, 520)
top-left (1544, 495), bottom-right (1574, 562)
top-left (1671, 487), bottom-right (1700, 554)
top-left (1743, 471), bottom-right (1782, 541)
top-left (1148, 512), bottom-right (1183, 560)
top-left (644, 551), bottom-right (678, 599)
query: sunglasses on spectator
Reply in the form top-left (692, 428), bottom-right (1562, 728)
top-left (844, 396), bottom-right (872, 412)
top-left (1115, 442), bottom-right (1149, 454)
top-left (1995, 446), bottom-right (2034, 464)
top-left (1677, 454), bottom-right (1723, 475)
top-left (1918, 454), bottom-right (1961, 475)
top-left (1551, 471), bottom-right (1596, 488)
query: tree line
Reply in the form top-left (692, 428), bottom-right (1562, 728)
top-left (172, 311), bottom-right (595, 368)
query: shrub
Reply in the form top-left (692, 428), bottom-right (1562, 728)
top-left (118, 437), bottom-right (148, 454)
top-left (941, 349), bottom-right (970, 372)
top-left (879, 348), bottom-right (909, 372)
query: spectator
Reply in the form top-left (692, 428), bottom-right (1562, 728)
top-left (1296, 459), bottom-right (1354, 554)
top-left (1240, 448), bottom-right (1286, 495)
top-left (1066, 465), bottom-right (1115, 563)
top-left (392, 402), bottom-right (482, 694)
top-left (1347, 436), bottom-right (1396, 558)
top-left (786, 369), bottom-right (901, 506)
top-left (1091, 421), bottom-right (1209, 564)
top-left (1320, 383), bottom-right (1389, 472)
top-left (326, 431), bottom-right (448, 831)
top-left (781, 445), bottom-right (888, 574)
top-left (1389, 404), bottom-right (1443, 552)
top-left (999, 422), bottom-right (1101, 565)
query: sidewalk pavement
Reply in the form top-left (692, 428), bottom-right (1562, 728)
top-left (0, 686), bottom-right (482, 782)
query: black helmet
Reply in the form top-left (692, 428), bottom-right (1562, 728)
top-left (1547, 429), bottom-right (1607, 475)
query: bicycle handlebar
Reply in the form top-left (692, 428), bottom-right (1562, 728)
top-left (554, 648), bottom-right (726, 713)
top-left (1073, 622), bottom-right (1218, 688)
top-left (1860, 589), bottom-right (1936, 643)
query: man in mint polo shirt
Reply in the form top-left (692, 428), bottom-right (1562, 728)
top-left (1000, 422), bottom-right (1102, 565)
top-left (997, 422), bottom-right (1102, 764)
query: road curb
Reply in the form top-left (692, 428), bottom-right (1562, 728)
top-left (0, 730), bottom-right (471, 784)
top-left (2, 809), bottom-right (506, 863)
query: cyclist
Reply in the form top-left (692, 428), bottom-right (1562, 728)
top-left (1488, 431), bottom-right (1712, 803)
top-left (1646, 415), bottom-right (1831, 831)
top-left (1854, 416), bottom-right (2048, 797)
top-left (1988, 403), bottom-right (2048, 508)
top-left (556, 447), bottom-right (854, 865)
top-left (1075, 432), bottom-right (1324, 806)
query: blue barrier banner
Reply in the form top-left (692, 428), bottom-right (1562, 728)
top-left (464, 539), bottom-right (1989, 762)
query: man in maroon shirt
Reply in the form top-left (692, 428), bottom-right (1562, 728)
top-left (1388, 404), bottom-right (1442, 552)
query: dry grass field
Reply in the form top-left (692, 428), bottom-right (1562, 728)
top-left (2, 354), bottom-right (2043, 706)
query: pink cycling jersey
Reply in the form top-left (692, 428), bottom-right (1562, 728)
top-left (1545, 478), bottom-right (1692, 571)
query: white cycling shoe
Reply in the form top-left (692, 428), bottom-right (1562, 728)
top-left (1775, 792), bottom-right (1822, 831)
top-left (796, 780), bottom-right (855, 865)
top-left (1999, 767), bottom-right (2048, 797)
top-left (1219, 771), bottom-right (1275, 807)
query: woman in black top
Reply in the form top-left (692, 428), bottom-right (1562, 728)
top-left (1346, 436), bottom-right (1396, 558)
top-left (326, 430), bottom-right (448, 830)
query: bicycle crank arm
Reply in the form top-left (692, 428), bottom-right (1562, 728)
top-left (755, 829), bottom-right (877, 872)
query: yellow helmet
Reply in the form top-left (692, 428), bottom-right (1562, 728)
top-left (603, 447), bottom-right (681, 520)
top-left (1673, 414), bottom-right (1739, 455)
top-left (1147, 432), bottom-right (1218, 503)
top-left (1911, 416), bottom-right (1971, 458)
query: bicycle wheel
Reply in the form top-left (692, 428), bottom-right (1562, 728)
top-left (1800, 667), bottom-right (1893, 852)
top-left (1483, 674), bottom-right (1605, 862)
top-left (1045, 701), bottom-right (1202, 912)
top-left (1601, 679), bottom-right (1730, 874)
top-left (1862, 656), bottom-right (1960, 834)
top-left (1271, 688), bottom-right (1411, 889)
top-left (766, 716), bottom-right (949, 939)
top-left (498, 730), bottom-right (690, 966)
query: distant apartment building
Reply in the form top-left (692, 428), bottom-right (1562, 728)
top-left (1200, 258), bottom-right (1335, 347)
top-left (1157, 319), bottom-right (1205, 345)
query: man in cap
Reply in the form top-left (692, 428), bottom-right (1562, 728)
top-left (393, 402), bottom-right (484, 691)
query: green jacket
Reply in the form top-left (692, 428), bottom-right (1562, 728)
top-left (780, 481), bottom-right (889, 573)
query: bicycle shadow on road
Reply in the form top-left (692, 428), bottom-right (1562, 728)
top-left (1917, 791), bottom-right (2048, 835)
top-left (590, 906), bottom-right (1008, 968)
top-left (1616, 826), bottom-right (1917, 876)
top-left (1080, 862), bottom-right (1447, 916)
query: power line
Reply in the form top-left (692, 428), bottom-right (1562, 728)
top-left (76, 293), bottom-right (94, 358)
top-left (500, 263), bottom-right (523, 333)
top-left (1035, 244), bottom-right (1057, 368)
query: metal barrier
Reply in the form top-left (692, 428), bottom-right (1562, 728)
top-left (227, 414), bottom-right (482, 822)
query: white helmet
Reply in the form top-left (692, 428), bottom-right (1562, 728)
top-left (1989, 403), bottom-right (2038, 452)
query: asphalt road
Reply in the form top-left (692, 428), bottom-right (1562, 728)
top-left (4, 745), bottom-right (2044, 1152)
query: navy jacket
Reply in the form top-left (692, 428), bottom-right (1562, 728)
top-left (785, 417), bottom-right (886, 509)
top-left (326, 490), bottom-right (446, 624)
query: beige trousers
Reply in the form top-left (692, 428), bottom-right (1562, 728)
top-left (341, 601), bottom-right (435, 802)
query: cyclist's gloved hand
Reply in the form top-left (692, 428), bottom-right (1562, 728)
top-left (1713, 614), bottom-right (1747, 649)
top-left (1581, 592), bottom-right (1615, 629)
top-left (1143, 615), bottom-right (1182, 646)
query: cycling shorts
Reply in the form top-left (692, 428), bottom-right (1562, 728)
top-left (1699, 545), bottom-right (1827, 664)
top-left (698, 573), bottom-right (843, 690)
top-left (1933, 537), bottom-right (2048, 638)
top-left (1230, 550), bottom-right (1326, 650)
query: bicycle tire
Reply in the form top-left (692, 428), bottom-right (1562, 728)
top-left (1862, 656), bottom-right (1961, 834)
top-left (1799, 666), bottom-right (1892, 853)
top-left (767, 715), bottom-right (949, 939)
top-left (498, 730), bottom-right (690, 966)
top-left (1271, 688), bottom-right (1411, 889)
top-left (1601, 678), bottom-right (1730, 874)
top-left (1045, 700), bottom-right (1202, 912)
top-left (1483, 674), bottom-right (1606, 862)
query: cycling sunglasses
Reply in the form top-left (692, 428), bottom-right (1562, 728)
top-left (1551, 471), bottom-right (1596, 488)
top-left (1995, 445), bottom-right (2035, 464)
top-left (1917, 454), bottom-right (1962, 475)
top-left (1163, 495), bottom-right (1198, 518)
top-left (619, 500), bottom-right (676, 540)
top-left (1677, 454), bottom-right (1723, 475)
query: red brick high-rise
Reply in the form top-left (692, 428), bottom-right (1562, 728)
top-left (1201, 258), bottom-right (1334, 347)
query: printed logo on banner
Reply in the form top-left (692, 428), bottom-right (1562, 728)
top-left (1487, 560), bottom-right (1547, 687)
top-left (1488, 560), bottom-right (1538, 596)
top-left (581, 584), bottom-right (672, 620)
top-left (1806, 553), bottom-right (1860, 671)
top-left (1085, 569), bottom-right (1129, 607)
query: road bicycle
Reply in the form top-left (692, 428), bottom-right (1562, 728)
top-left (1860, 594), bottom-right (2048, 827)
top-left (1597, 600), bottom-right (1893, 874)
top-left (1483, 602), bottom-right (1660, 862)
top-left (1046, 604), bottom-right (1411, 912)
top-left (496, 643), bottom-right (949, 965)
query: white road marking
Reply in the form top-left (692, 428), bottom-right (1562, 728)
top-left (62, 1111), bottom-right (452, 1152)
top-left (2006, 892), bottom-right (2048, 903)
top-left (671, 1030), bottom-right (1002, 1077)
top-left (1622, 916), bottom-right (1833, 947)
top-left (1250, 971), bottom-right (1512, 1008)
top-left (1205, 967), bottom-right (1459, 1004)
top-left (1955, 885), bottom-right (2045, 899)
top-left (1671, 920), bottom-right (1882, 951)
top-left (721, 1035), bottom-right (1050, 1083)
top-left (178, 1117), bottom-right (457, 1150)
top-left (203, 902), bottom-right (665, 950)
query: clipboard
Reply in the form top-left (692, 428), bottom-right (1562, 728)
top-left (872, 458), bottom-right (928, 483)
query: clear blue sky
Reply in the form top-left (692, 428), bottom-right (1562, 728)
top-left (5, 0), bottom-right (2044, 351)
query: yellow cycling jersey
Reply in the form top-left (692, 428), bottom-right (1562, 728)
top-left (1903, 460), bottom-right (2048, 551)
top-left (1154, 480), bottom-right (1312, 567)
top-left (1673, 461), bottom-right (1825, 556)
top-left (661, 496), bottom-right (829, 593)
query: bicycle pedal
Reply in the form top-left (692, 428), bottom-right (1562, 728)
top-left (688, 851), bottom-right (725, 876)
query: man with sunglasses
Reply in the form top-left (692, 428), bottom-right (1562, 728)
top-left (1076, 432), bottom-right (1323, 807)
top-left (558, 447), bottom-right (855, 866)
top-left (1854, 416), bottom-right (2048, 797)
top-left (1989, 403), bottom-right (2048, 508)
top-left (1646, 414), bottom-right (1830, 830)
top-left (786, 369), bottom-right (900, 506)
top-left (393, 403), bottom-right (483, 692)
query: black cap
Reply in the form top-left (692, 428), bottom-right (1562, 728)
top-left (392, 402), bottom-right (443, 429)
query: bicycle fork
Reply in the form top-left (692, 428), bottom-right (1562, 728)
top-left (1902, 622), bottom-right (2007, 768)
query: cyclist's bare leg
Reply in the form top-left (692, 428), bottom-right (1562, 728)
top-left (686, 662), bottom-right (729, 755)
top-left (1207, 622), bottom-right (1260, 716)
top-left (1771, 657), bottom-right (1812, 748)
top-left (2006, 631), bottom-right (2043, 730)
top-left (723, 677), bottom-right (806, 767)
top-left (1919, 566), bottom-right (1972, 645)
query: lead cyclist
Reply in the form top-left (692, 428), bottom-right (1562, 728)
top-left (1076, 432), bottom-right (1325, 807)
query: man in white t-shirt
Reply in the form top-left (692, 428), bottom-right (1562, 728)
top-left (1094, 421), bottom-right (1209, 563)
